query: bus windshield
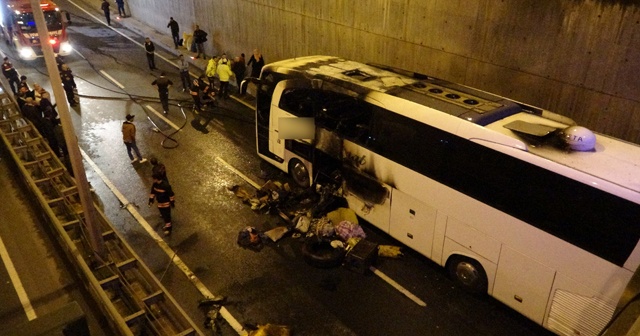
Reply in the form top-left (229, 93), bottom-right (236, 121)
top-left (14, 10), bottom-right (62, 33)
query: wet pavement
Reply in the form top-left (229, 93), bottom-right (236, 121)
top-left (0, 0), bottom-right (555, 335)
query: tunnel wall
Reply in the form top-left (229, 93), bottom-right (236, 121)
top-left (93, 0), bottom-right (640, 144)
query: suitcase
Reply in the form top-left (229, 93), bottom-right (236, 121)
top-left (344, 240), bottom-right (378, 274)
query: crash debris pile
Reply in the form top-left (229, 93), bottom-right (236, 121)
top-left (229, 180), bottom-right (403, 263)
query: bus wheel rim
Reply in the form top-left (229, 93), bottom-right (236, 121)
top-left (291, 161), bottom-right (309, 186)
top-left (456, 261), bottom-right (479, 286)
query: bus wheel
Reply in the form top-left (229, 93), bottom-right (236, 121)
top-left (447, 255), bottom-right (488, 294)
top-left (289, 158), bottom-right (310, 188)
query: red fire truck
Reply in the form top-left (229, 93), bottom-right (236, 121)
top-left (0, 0), bottom-right (71, 60)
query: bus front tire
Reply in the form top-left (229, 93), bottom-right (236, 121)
top-left (447, 255), bottom-right (488, 294)
top-left (289, 158), bottom-right (310, 188)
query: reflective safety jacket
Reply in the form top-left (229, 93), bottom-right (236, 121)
top-left (149, 180), bottom-right (175, 208)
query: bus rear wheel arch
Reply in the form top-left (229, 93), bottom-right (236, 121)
top-left (446, 255), bottom-right (488, 294)
top-left (288, 158), bottom-right (311, 188)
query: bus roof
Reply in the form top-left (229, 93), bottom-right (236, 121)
top-left (265, 56), bottom-right (640, 197)
top-left (2, 0), bottom-right (59, 13)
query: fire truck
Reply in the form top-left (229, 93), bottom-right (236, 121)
top-left (0, 0), bottom-right (71, 60)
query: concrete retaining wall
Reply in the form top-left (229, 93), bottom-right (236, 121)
top-left (93, 0), bottom-right (640, 144)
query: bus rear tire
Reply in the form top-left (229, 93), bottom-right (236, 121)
top-left (289, 158), bottom-right (310, 188)
top-left (447, 255), bottom-right (488, 294)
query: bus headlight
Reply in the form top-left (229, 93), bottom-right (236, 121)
top-left (60, 42), bottom-right (72, 54)
top-left (19, 47), bottom-right (35, 59)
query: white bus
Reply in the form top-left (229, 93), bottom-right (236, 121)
top-left (247, 55), bottom-right (640, 336)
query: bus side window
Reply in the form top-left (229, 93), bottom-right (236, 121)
top-left (279, 88), bottom-right (315, 117)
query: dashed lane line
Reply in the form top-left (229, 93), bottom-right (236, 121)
top-left (99, 70), bottom-right (125, 89)
top-left (80, 148), bottom-right (247, 335)
top-left (370, 266), bottom-right (427, 306)
top-left (145, 105), bottom-right (180, 130)
top-left (215, 157), bottom-right (261, 189)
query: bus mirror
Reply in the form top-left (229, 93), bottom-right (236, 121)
top-left (61, 11), bottom-right (71, 25)
top-left (240, 78), bottom-right (258, 96)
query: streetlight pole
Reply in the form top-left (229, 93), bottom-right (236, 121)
top-left (30, 0), bottom-right (105, 258)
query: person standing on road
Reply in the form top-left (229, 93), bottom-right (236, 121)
top-left (101, 0), bottom-right (111, 26)
top-left (231, 55), bottom-right (246, 94)
top-left (247, 49), bottom-right (264, 78)
top-left (217, 54), bottom-right (234, 100)
top-left (193, 25), bottom-right (208, 60)
top-left (149, 173), bottom-right (175, 236)
top-left (115, 0), bottom-right (126, 17)
top-left (189, 75), bottom-right (212, 112)
top-left (167, 17), bottom-right (180, 49)
top-left (2, 57), bottom-right (20, 95)
top-left (205, 56), bottom-right (218, 89)
top-left (60, 64), bottom-right (77, 106)
top-left (144, 37), bottom-right (156, 70)
top-left (151, 72), bottom-right (173, 114)
top-left (177, 54), bottom-right (190, 92)
top-left (122, 114), bottom-right (147, 164)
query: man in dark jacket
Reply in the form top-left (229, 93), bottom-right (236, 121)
top-left (21, 97), bottom-right (43, 133)
top-left (193, 25), bottom-right (207, 59)
top-left (151, 72), bottom-right (173, 114)
top-left (144, 37), bottom-right (156, 70)
top-left (115, 0), bottom-right (126, 17)
top-left (149, 174), bottom-right (175, 236)
top-left (231, 56), bottom-right (246, 94)
top-left (2, 57), bottom-right (20, 94)
top-left (60, 64), bottom-right (77, 106)
top-left (167, 17), bottom-right (180, 49)
top-left (101, 0), bottom-right (111, 26)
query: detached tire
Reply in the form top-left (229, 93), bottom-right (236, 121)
top-left (302, 240), bottom-right (345, 268)
top-left (447, 255), bottom-right (488, 294)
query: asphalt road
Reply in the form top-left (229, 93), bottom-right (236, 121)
top-left (0, 0), bottom-right (555, 335)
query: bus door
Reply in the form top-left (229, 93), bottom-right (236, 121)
top-left (269, 79), bottom-right (312, 162)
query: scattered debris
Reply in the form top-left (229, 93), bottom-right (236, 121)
top-left (335, 220), bottom-right (366, 241)
top-left (247, 323), bottom-right (291, 336)
top-left (293, 215), bottom-right (310, 233)
top-left (229, 178), bottom-right (403, 272)
top-left (237, 226), bottom-right (264, 251)
top-left (264, 226), bottom-right (290, 242)
top-left (378, 245), bottom-right (403, 258)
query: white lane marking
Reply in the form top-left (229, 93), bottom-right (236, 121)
top-left (0, 234), bottom-right (37, 320)
top-left (215, 156), bottom-right (427, 307)
top-left (370, 266), bottom-right (427, 306)
top-left (145, 105), bottom-right (180, 130)
top-left (67, 0), bottom-right (199, 78)
top-left (230, 95), bottom-right (254, 110)
top-left (79, 148), bottom-right (247, 336)
top-left (215, 157), bottom-right (261, 189)
top-left (99, 70), bottom-right (125, 89)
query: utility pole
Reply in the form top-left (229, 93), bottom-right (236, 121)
top-left (30, 0), bottom-right (105, 258)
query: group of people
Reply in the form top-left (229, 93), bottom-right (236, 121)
top-left (101, 0), bottom-right (127, 26)
top-left (2, 56), bottom-right (70, 159)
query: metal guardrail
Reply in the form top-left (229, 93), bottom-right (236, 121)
top-left (0, 82), bottom-right (203, 335)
